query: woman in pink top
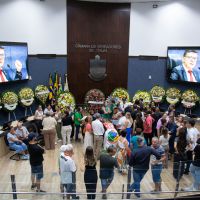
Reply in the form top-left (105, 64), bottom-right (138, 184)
top-left (143, 111), bottom-right (154, 146)
top-left (84, 116), bottom-right (93, 153)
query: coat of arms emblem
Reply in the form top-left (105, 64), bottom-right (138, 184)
top-left (89, 55), bottom-right (107, 81)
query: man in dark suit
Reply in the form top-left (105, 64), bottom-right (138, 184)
top-left (170, 50), bottom-right (200, 82)
top-left (0, 46), bottom-right (25, 82)
top-left (0, 46), bottom-right (10, 82)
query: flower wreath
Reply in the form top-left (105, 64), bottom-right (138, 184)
top-left (84, 89), bottom-right (105, 104)
top-left (35, 85), bottom-right (49, 105)
top-left (57, 92), bottom-right (76, 113)
top-left (2, 91), bottom-right (18, 111)
top-left (166, 88), bottom-right (181, 105)
top-left (132, 90), bottom-right (151, 103)
top-left (111, 88), bottom-right (130, 102)
top-left (18, 87), bottom-right (34, 107)
top-left (181, 90), bottom-right (199, 108)
top-left (150, 85), bottom-right (165, 103)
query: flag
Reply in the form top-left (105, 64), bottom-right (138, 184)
top-left (53, 71), bottom-right (59, 97)
top-left (64, 73), bottom-right (69, 92)
top-left (48, 73), bottom-right (54, 100)
top-left (58, 74), bottom-right (63, 95)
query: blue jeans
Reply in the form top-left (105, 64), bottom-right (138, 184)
top-left (190, 164), bottom-right (200, 189)
top-left (101, 172), bottom-right (114, 191)
top-left (151, 164), bottom-right (163, 183)
top-left (9, 142), bottom-right (27, 153)
top-left (75, 125), bottom-right (80, 141)
top-left (63, 183), bottom-right (76, 200)
top-left (130, 169), bottom-right (148, 197)
top-left (31, 164), bottom-right (43, 180)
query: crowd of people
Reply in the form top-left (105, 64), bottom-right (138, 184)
top-left (6, 97), bottom-right (200, 199)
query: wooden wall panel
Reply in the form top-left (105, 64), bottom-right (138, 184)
top-left (67, 0), bottom-right (130, 103)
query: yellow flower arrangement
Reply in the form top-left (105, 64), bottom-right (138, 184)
top-left (166, 88), bottom-right (181, 105)
top-left (57, 92), bottom-right (75, 113)
top-left (19, 88), bottom-right (34, 107)
top-left (2, 91), bottom-right (18, 111)
top-left (181, 90), bottom-right (199, 108)
top-left (132, 90), bottom-right (151, 103)
top-left (111, 88), bottom-right (130, 101)
top-left (35, 85), bottom-right (49, 105)
top-left (150, 86), bottom-right (165, 103)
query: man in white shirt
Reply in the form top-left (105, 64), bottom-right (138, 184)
top-left (59, 144), bottom-right (79, 199)
top-left (15, 122), bottom-right (29, 145)
top-left (92, 113), bottom-right (104, 159)
top-left (185, 119), bottom-right (199, 174)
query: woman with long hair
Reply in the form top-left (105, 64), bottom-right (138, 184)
top-left (116, 130), bottom-right (129, 174)
top-left (173, 127), bottom-right (187, 180)
top-left (133, 112), bottom-right (144, 134)
top-left (84, 146), bottom-right (98, 199)
top-left (124, 112), bottom-right (133, 145)
top-left (84, 116), bottom-right (93, 152)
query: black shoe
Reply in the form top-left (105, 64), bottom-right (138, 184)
top-left (36, 189), bottom-right (46, 193)
top-left (75, 196), bottom-right (80, 199)
top-left (31, 184), bottom-right (36, 190)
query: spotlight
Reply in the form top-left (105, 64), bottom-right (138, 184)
top-left (153, 4), bottom-right (158, 8)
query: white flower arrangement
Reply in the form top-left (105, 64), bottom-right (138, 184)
top-left (150, 86), bottom-right (165, 103)
top-left (19, 88), bottom-right (34, 107)
top-left (35, 85), bottom-right (49, 105)
top-left (57, 92), bottom-right (75, 113)
top-left (181, 90), bottom-right (199, 108)
top-left (166, 88), bottom-right (181, 105)
top-left (2, 91), bottom-right (18, 111)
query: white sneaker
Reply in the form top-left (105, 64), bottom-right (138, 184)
top-left (184, 185), bottom-right (197, 191)
top-left (21, 155), bottom-right (29, 160)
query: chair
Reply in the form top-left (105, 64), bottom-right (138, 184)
top-left (4, 132), bottom-right (21, 161)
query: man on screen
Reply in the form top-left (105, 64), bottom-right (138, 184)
top-left (0, 46), bottom-right (25, 82)
top-left (0, 46), bottom-right (9, 82)
top-left (170, 50), bottom-right (200, 82)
